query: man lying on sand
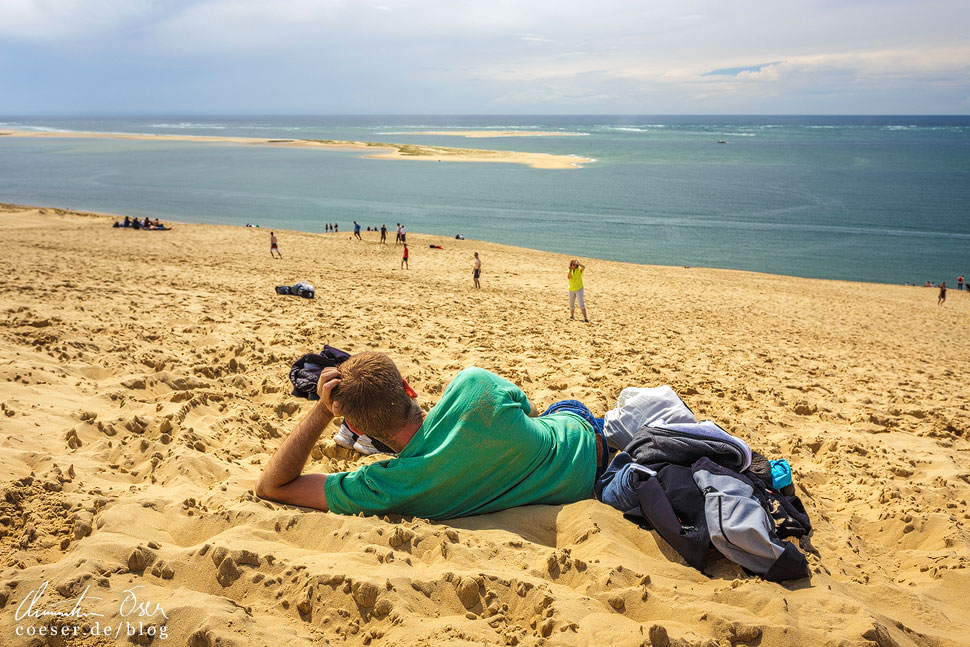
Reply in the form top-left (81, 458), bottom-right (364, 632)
top-left (256, 351), bottom-right (607, 519)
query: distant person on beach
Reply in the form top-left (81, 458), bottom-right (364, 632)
top-left (255, 352), bottom-right (605, 519)
top-left (353, 221), bottom-right (361, 240)
top-left (958, 275), bottom-right (965, 291)
top-left (400, 226), bottom-right (407, 245)
top-left (270, 232), bottom-right (282, 259)
top-left (401, 244), bottom-right (409, 269)
top-left (380, 224), bottom-right (387, 244)
top-left (395, 223), bottom-right (402, 245)
top-left (938, 282), bottom-right (946, 306)
top-left (473, 252), bottom-right (482, 289)
top-left (568, 260), bottom-right (588, 322)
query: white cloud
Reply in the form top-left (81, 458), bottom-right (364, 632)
top-left (517, 34), bottom-right (552, 43)
top-left (1, 0), bottom-right (968, 113)
top-left (0, 0), bottom-right (157, 41)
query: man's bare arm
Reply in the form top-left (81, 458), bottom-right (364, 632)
top-left (255, 369), bottom-right (340, 510)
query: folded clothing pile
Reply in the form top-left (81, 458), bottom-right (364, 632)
top-left (596, 385), bottom-right (812, 582)
top-left (275, 281), bottom-right (315, 298)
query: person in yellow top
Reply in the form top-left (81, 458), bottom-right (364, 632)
top-left (568, 260), bottom-right (589, 322)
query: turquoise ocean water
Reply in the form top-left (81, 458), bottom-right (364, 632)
top-left (1, 115), bottom-right (968, 285)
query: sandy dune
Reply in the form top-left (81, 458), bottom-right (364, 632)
top-left (0, 204), bottom-right (968, 647)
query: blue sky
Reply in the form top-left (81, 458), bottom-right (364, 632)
top-left (2, 0), bottom-right (968, 115)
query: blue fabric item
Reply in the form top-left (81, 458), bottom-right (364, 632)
top-left (541, 400), bottom-right (603, 434)
top-left (770, 459), bottom-right (793, 489)
top-left (595, 451), bottom-right (634, 509)
top-left (595, 452), bottom-right (657, 513)
top-left (541, 400), bottom-right (607, 480)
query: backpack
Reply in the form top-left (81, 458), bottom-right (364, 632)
top-left (596, 450), bottom-right (812, 582)
top-left (692, 457), bottom-right (810, 581)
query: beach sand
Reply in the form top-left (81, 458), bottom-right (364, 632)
top-left (1, 203), bottom-right (968, 647)
top-left (0, 130), bottom-right (592, 170)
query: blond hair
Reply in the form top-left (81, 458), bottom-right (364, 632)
top-left (335, 352), bottom-right (417, 442)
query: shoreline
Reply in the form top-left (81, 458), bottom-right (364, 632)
top-left (0, 129), bottom-right (593, 170)
top-left (0, 201), bottom-right (943, 287)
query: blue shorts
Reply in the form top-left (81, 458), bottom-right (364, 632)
top-left (540, 400), bottom-right (609, 481)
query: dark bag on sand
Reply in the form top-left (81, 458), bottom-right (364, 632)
top-left (275, 284), bottom-right (314, 298)
top-left (289, 345), bottom-right (352, 400)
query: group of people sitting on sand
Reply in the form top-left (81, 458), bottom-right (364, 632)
top-left (114, 216), bottom-right (169, 230)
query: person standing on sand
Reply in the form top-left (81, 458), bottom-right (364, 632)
top-left (402, 244), bottom-right (409, 270)
top-left (958, 275), bottom-right (964, 291)
top-left (473, 252), bottom-right (482, 289)
top-left (568, 260), bottom-right (588, 322)
top-left (395, 223), bottom-right (402, 245)
top-left (270, 232), bottom-right (282, 259)
top-left (400, 225), bottom-right (407, 245)
top-left (353, 221), bottom-right (362, 240)
top-left (380, 224), bottom-right (387, 244)
top-left (938, 282), bottom-right (947, 306)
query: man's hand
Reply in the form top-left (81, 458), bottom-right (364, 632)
top-left (317, 367), bottom-right (342, 416)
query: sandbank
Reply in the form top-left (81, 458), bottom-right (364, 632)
top-left (1, 203), bottom-right (968, 646)
top-left (405, 130), bottom-right (587, 138)
top-left (0, 129), bottom-right (592, 170)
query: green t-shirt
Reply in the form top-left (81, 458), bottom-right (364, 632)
top-left (325, 367), bottom-right (596, 519)
top-left (568, 268), bottom-right (584, 292)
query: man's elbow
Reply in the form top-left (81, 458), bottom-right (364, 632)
top-left (254, 476), bottom-right (273, 501)
top-left (253, 473), bottom-right (330, 511)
